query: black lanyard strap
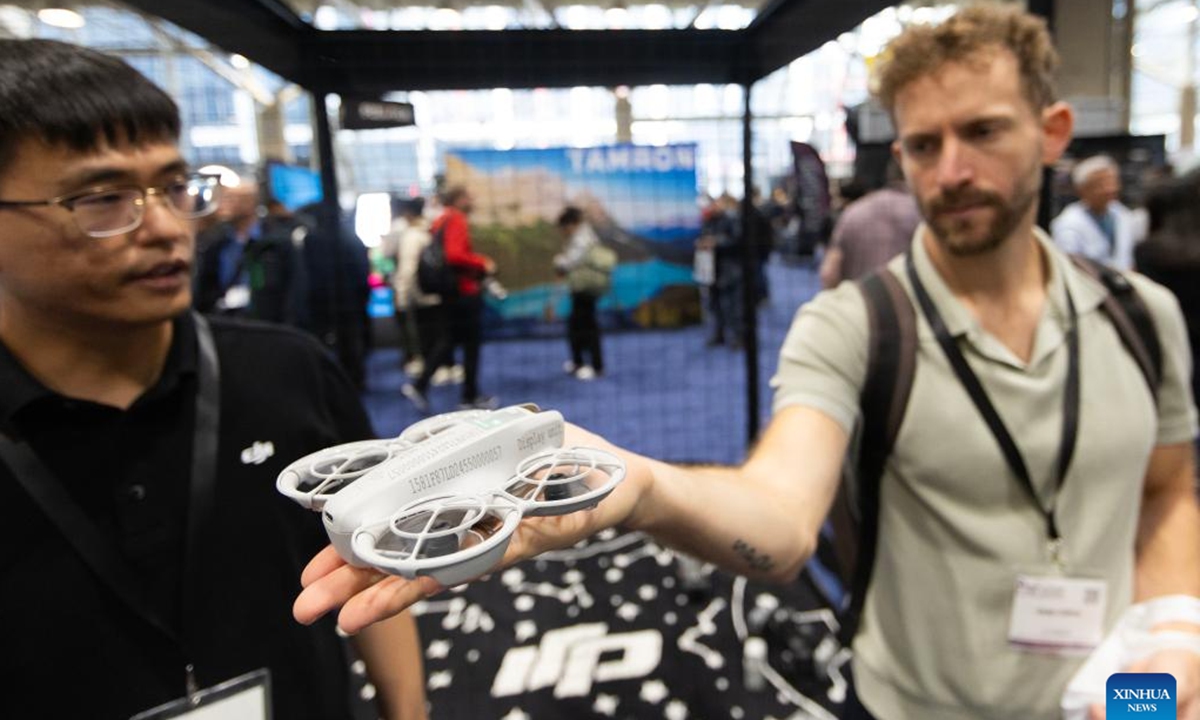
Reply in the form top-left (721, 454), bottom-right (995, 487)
top-left (0, 312), bottom-right (221, 645)
top-left (182, 314), bottom-right (220, 642)
top-left (904, 252), bottom-right (1080, 543)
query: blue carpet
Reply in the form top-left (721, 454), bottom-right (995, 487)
top-left (361, 257), bottom-right (822, 465)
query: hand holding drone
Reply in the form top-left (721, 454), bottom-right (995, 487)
top-left (277, 404), bottom-right (625, 586)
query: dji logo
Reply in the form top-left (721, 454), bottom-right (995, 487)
top-left (491, 623), bottom-right (662, 698)
top-left (240, 441), bottom-right (275, 466)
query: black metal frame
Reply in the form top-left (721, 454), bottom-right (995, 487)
top-left (122, 0), bottom-right (902, 444)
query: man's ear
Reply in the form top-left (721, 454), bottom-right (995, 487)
top-left (1041, 101), bottom-right (1074, 165)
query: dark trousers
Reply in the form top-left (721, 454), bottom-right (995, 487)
top-left (568, 292), bottom-right (603, 372)
top-left (414, 304), bottom-right (443, 366)
top-left (416, 295), bottom-right (484, 402)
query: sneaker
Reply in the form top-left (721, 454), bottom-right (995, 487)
top-left (431, 366), bottom-right (453, 386)
top-left (449, 364), bottom-right (465, 384)
top-left (574, 365), bottom-right (596, 381)
top-left (401, 383), bottom-right (430, 413)
top-left (563, 360), bottom-right (578, 375)
top-left (459, 395), bottom-right (498, 410)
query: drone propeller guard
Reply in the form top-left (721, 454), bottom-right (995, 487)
top-left (277, 405), bottom-right (625, 585)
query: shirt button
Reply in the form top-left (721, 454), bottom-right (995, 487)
top-left (127, 484), bottom-right (147, 501)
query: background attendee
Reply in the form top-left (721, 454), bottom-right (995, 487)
top-left (403, 185), bottom-right (496, 412)
top-left (1138, 168), bottom-right (1200, 410)
top-left (0, 38), bottom-right (426, 720)
top-left (819, 161), bottom-right (920, 288)
top-left (1052, 154), bottom-right (1138, 269)
top-left (698, 193), bottom-right (746, 349)
top-left (295, 8), bottom-right (1200, 720)
top-left (383, 196), bottom-right (439, 378)
top-left (554, 205), bottom-right (606, 380)
top-left (194, 177), bottom-right (307, 325)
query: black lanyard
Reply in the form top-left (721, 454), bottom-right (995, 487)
top-left (905, 252), bottom-right (1080, 554)
top-left (0, 312), bottom-right (220, 648)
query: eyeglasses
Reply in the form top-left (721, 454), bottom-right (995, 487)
top-left (0, 173), bottom-right (222, 238)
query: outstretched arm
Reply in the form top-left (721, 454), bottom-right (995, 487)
top-left (292, 405), bottom-right (849, 634)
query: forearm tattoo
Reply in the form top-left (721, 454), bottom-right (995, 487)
top-left (731, 538), bottom-right (775, 573)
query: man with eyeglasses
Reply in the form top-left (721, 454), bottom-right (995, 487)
top-left (0, 39), bottom-right (427, 720)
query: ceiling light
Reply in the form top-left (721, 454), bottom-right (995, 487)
top-left (230, 54), bottom-right (250, 70)
top-left (37, 8), bottom-right (85, 29)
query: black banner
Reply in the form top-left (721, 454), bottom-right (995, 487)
top-left (340, 98), bottom-right (415, 130)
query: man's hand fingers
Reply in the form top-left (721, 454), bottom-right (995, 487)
top-left (293, 562), bottom-right (389, 625)
top-left (1087, 702), bottom-right (1105, 720)
top-left (337, 575), bottom-right (443, 635)
top-left (300, 545), bottom-right (349, 588)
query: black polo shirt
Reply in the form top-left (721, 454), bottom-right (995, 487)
top-left (0, 314), bottom-right (374, 720)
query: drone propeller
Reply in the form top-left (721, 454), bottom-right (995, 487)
top-left (351, 494), bottom-right (521, 585)
top-left (276, 438), bottom-right (412, 510)
top-left (506, 446), bottom-right (625, 516)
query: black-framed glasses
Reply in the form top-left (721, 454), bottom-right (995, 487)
top-left (0, 173), bottom-right (222, 238)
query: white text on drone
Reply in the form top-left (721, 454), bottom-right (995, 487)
top-left (408, 445), bottom-right (504, 495)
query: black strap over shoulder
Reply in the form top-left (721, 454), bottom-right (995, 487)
top-left (0, 313), bottom-right (222, 652)
top-left (1069, 255), bottom-right (1162, 399)
top-left (832, 268), bottom-right (917, 646)
top-left (828, 256), bottom-right (1162, 649)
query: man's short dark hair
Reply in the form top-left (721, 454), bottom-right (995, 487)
top-left (557, 206), bottom-right (584, 227)
top-left (0, 39), bottom-right (181, 175)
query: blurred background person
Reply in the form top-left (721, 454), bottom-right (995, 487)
top-left (1137, 168), bottom-right (1200, 410)
top-left (382, 196), bottom-right (430, 378)
top-left (698, 194), bottom-right (746, 349)
top-left (1051, 154), bottom-right (1138, 269)
top-left (403, 185), bottom-right (496, 411)
top-left (554, 205), bottom-right (608, 380)
top-left (819, 162), bottom-right (919, 289)
top-left (194, 177), bottom-right (306, 325)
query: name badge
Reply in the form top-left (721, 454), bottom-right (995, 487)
top-left (130, 668), bottom-right (270, 720)
top-left (1008, 574), bottom-right (1108, 655)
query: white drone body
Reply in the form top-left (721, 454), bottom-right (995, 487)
top-left (277, 404), bottom-right (625, 585)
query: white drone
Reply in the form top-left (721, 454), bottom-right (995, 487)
top-left (277, 404), bottom-right (625, 586)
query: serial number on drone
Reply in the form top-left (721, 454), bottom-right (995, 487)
top-left (407, 445), bottom-right (504, 495)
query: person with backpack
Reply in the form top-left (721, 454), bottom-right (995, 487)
top-left (554, 205), bottom-right (612, 380)
top-left (402, 185), bottom-right (497, 412)
top-left (297, 7), bottom-right (1200, 720)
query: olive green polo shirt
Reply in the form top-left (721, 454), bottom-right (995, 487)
top-left (771, 229), bottom-right (1197, 720)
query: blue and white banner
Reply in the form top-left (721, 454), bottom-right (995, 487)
top-left (444, 144), bottom-right (702, 336)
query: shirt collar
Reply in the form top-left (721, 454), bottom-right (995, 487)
top-left (908, 224), bottom-right (1107, 341)
top-left (0, 312), bottom-right (199, 429)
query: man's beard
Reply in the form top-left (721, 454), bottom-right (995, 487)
top-left (921, 172), bottom-right (1039, 257)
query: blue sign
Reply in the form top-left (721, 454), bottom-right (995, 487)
top-left (267, 163), bottom-right (323, 212)
top-left (1107, 673), bottom-right (1175, 719)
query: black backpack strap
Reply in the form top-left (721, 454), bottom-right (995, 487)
top-left (1069, 255), bottom-right (1162, 399)
top-left (835, 268), bottom-right (917, 646)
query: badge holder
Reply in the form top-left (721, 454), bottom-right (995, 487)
top-left (130, 668), bottom-right (271, 720)
top-left (1007, 557), bottom-right (1108, 657)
